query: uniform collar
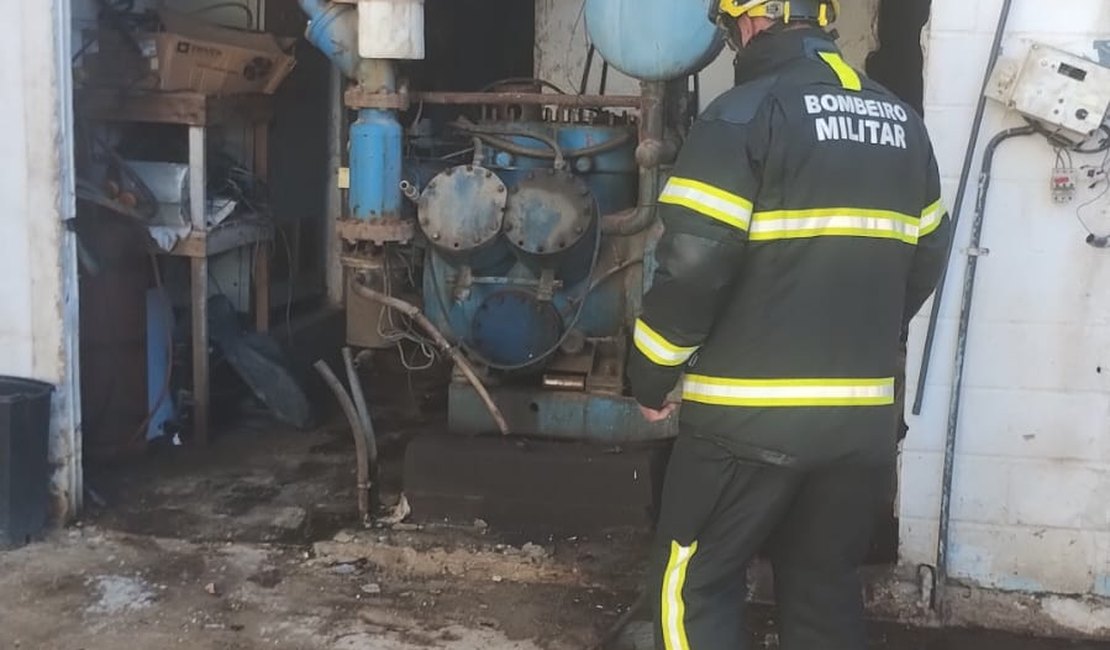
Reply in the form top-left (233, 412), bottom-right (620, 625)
top-left (734, 26), bottom-right (841, 84)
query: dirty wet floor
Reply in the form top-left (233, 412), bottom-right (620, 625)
top-left (3, 352), bottom-right (1108, 649)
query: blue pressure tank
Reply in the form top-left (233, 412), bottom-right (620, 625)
top-left (584, 0), bottom-right (726, 81)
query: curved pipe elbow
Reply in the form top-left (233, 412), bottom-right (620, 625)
top-left (299, 0), bottom-right (360, 79)
top-left (602, 167), bottom-right (660, 236)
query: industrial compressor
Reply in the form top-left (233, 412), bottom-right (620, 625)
top-left (299, 0), bottom-right (724, 445)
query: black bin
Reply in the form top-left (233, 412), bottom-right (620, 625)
top-left (0, 377), bottom-right (53, 548)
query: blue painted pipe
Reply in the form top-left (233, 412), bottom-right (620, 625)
top-left (350, 109), bottom-right (403, 221)
top-left (299, 2), bottom-right (404, 221)
top-left (299, 0), bottom-right (359, 78)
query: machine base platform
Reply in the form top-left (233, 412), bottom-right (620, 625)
top-left (404, 434), bottom-right (672, 536)
top-left (448, 382), bottom-right (677, 442)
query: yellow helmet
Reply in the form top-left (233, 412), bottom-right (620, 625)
top-left (716, 0), bottom-right (839, 27)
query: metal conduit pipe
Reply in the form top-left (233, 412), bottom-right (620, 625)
top-left (912, 0), bottom-right (1014, 415)
top-left (314, 359), bottom-right (372, 523)
top-left (935, 125), bottom-right (1036, 607)
top-left (602, 80), bottom-right (668, 236)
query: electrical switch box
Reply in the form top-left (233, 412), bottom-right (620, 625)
top-left (987, 42), bottom-right (1110, 141)
top-left (1050, 168), bottom-right (1078, 204)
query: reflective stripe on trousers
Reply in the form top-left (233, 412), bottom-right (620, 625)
top-left (661, 540), bottom-right (698, 650)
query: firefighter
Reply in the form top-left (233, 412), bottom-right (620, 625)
top-left (627, 1), bottom-right (952, 648)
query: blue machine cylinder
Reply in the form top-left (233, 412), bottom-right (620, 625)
top-left (584, 0), bottom-right (725, 81)
top-left (350, 109), bottom-right (404, 221)
top-left (556, 125), bottom-right (637, 216)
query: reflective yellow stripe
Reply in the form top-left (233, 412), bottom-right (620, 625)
top-left (818, 51), bottom-right (862, 92)
top-left (634, 319), bottom-right (699, 368)
top-left (749, 208), bottom-right (919, 244)
top-left (683, 376), bottom-right (896, 407)
top-left (661, 541), bottom-right (697, 650)
top-left (660, 177), bottom-right (753, 232)
top-left (920, 199), bottom-right (945, 237)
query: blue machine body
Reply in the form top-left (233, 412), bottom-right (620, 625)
top-left (416, 122), bottom-right (637, 370)
top-left (409, 120), bottom-right (675, 440)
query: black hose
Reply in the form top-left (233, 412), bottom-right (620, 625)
top-left (935, 125), bottom-right (1036, 606)
top-left (450, 120), bottom-right (566, 169)
top-left (314, 359), bottom-right (372, 523)
top-left (912, 0), bottom-right (1014, 415)
top-left (342, 347), bottom-right (379, 508)
top-left (450, 121), bottom-right (635, 167)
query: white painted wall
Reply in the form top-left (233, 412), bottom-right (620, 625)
top-left (535, 0), bottom-right (878, 112)
top-left (904, 0), bottom-right (1110, 598)
top-left (0, 2), bottom-right (81, 520)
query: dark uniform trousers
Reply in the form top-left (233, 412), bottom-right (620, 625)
top-left (649, 435), bottom-right (893, 650)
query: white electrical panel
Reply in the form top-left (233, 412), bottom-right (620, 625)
top-left (987, 42), bottom-right (1110, 140)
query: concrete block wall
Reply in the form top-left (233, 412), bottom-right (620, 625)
top-left (905, 0), bottom-right (1110, 597)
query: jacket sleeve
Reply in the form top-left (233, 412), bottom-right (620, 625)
top-left (903, 145), bottom-right (953, 328)
top-left (627, 114), bottom-right (767, 409)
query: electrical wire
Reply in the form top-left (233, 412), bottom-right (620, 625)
top-left (1074, 147), bottom-right (1110, 244)
top-left (275, 225), bottom-right (297, 343)
top-left (1073, 124), bottom-right (1110, 155)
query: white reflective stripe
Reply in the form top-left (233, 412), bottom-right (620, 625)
top-left (920, 200), bottom-right (945, 237)
top-left (661, 541), bottom-right (697, 650)
top-left (683, 376), bottom-right (896, 407)
top-left (749, 209), bottom-right (919, 244)
top-left (634, 320), bottom-right (698, 367)
top-left (659, 177), bottom-right (753, 232)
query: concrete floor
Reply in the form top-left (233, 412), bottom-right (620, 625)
top-left (3, 353), bottom-right (1108, 649)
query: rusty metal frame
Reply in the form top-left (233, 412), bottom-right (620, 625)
top-left (336, 218), bottom-right (416, 245)
top-left (344, 88), bottom-right (646, 111)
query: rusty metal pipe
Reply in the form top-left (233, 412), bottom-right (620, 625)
top-left (602, 81), bottom-right (666, 236)
top-left (314, 359), bottom-right (371, 523)
top-left (350, 281), bottom-right (512, 436)
top-left (408, 91), bottom-right (642, 108)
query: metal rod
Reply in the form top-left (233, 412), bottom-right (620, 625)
top-left (935, 126), bottom-right (1035, 608)
top-left (350, 281), bottom-right (512, 436)
top-left (602, 81), bottom-right (665, 236)
top-left (912, 0), bottom-right (1014, 415)
top-left (579, 44), bottom-right (596, 96)
top-left (409, 91), bottom-right (642, 108)
top-left (190, 256), bottom-right (209, 446)
top-left (314, 359), bottom-right (371, 523)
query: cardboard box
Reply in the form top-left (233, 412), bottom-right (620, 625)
top-left (82, 10), bottom-right (296, 96)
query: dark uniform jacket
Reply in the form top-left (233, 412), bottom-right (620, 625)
top-left (628, 27), bottom-right (952, 468)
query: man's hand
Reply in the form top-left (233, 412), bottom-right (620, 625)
top-left (639, 402), bottom-right (678, 423)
